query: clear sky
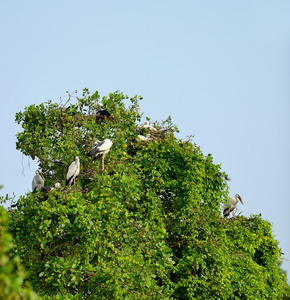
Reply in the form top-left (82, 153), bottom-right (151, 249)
top-left (1, 1), bottom-right (289, 281)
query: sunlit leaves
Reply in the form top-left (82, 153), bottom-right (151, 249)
top-left (6, 89), bottom-right (288, 298)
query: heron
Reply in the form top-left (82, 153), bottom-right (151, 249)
top-left (32, 170), bottom-right (45, 191)
top-left (88, 139), bottom-right (113, 171)
top-left (223, 193), bottom-right (244, 218)
top-left (66, 157), bottom-right (80, 188)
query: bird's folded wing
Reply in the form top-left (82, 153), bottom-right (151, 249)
top-left (88, 141), bottom-right (105, 156)
top-left (66, 162), bottom-right (76, 179)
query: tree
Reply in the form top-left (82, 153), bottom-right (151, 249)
top-left (6, 89), bottom-right (287, 298)
top-left (279, 261), bottom-right (290, 300)
top-left (0, 188), bottom-right (39, 299)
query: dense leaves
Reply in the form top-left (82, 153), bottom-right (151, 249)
top-left (0, 204), bottom-right (38, 299)
top-left (5, 90), bottom-right (288, 298)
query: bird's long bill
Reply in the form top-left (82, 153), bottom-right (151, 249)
top-left (39, 172), bottom-right (45, 181)
top-left (239, 196), bottom-right (244, 205)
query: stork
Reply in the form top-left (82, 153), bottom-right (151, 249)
top-left (66, 157), bottom-right (80, 188)
top-left (96, 109), bottom-right (111, 118)
top-left (55, 182), bottom-right (61, 188)
top-left (41, 182), bottom-right (62, 192)
top-left (137, 134), bottom-right (153, 142)
top-left (142, 121), bottom-right (157, 133)
top-left (223, 193), bottom-right (244, 218)
top-left (32, 170), bottom-right (45, 191)
top-left (88, 139), bottom-right (113, 171)
top-left (97, 102), bottom-right (104, 109)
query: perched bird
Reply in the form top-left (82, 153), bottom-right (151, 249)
top-left (32, 170), bottom-right (45, 192)
top-left (96, 109), bottom-right (111, 118)
top-left (88, 139), bottom-right (113, 171)
top-left (142, 121), bottom-right (157, 133)
top-left (41, 182), bottom-right (62, 192)
top-left (55, 182), bottom-right (61, 188)
top-left (66, 157), bottom-right (80, 187)
top-left (138, 134), bottom-right (153, 142)
top-left (223, 193), bottom-right (244, 218)
top-left (97, 102), bottom-right (104, 109)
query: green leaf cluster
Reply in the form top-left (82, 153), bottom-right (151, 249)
top-left (6, 90), bottom-right (288, 299)
top-left (0, 204), bottom-right (39, 299)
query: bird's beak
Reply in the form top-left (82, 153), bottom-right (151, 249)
top-left (239, 196), bottom-right (244, 205)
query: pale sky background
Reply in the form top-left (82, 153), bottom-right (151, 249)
top-left (0, 1), bottom-right (289, 282)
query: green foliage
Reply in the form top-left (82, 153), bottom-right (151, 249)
top-left (6, 89), bottom-right (288, 298)
top-left (0, 203), bottom-right (39, 299)
top-left (279, 261), bottom-right (290, 300)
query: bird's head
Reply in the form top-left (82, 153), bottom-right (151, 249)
top-left (36, 169), bottom-right (45, 180)
top-left (236, 193), bottom-right (243, 205)
top-left (97, 102), bottom-right (104, 109)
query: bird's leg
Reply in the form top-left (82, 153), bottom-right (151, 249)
top-left (102, 154), bottom-right (105, 171)
top-left (74, 177), bottom-right (76, 190)
top-left (232, 209), bottom-right (237, 218)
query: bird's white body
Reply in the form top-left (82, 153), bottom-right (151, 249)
top-left (138, 134), bottom-right (153, 142)
top-left (32, 170), bottom-right (45, 191)
top-left (54, 182), bottom-right (61, 189)
top-left (97, 102), bottom-right (104, 109)
top-left (88, 139), bottom-right (113, 171)
top-left (66, 157), bottom-right (80, 186)
top-left (142, 121), bottom-right (157, 132)
top-left (223, 193), bottom-right (244, 217)
top-left (41, 182), bottom-right (61, 192)
top-left (88, 139), bottom-right (113, 160)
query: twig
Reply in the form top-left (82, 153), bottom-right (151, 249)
top-left (21, 153), bottom-right (25, 176)
top-left (10, 193), bottom-right (16, 207)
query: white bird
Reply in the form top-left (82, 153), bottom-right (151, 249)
top-left (32, 170), bottom-right (45, 191)
top-left (97, 102), bottom-right (104, 109)
top-left (41, 182), bottom-right (62, 192)
top-left (88, 139), bottom-right (113, 171)
top-left (142, 121), bottom-right (157, 132)
top-left (138, 134), bottom-right (153, 142)
top-left (55, 182), bottom-right (61, 188)
top-left (66, 157), bottom-right (80, 187)
top-left (223, 193), bottom-right (244, 218)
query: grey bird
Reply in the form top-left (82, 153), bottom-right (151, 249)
top-left (66, 157), bottom-right (80, 188)
top-left (223, 193), bottom-right (244, 218)
top-left (88, 139), bottom-right (113, 171)
top-left (32, 170), bottom-right (45, 192)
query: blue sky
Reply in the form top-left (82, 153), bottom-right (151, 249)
top-left (1, 1), bottom-right (289, 281)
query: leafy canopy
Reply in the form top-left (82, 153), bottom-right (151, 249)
top-left (0, 193), bottom-right (39, 299)
top-left (5, 89), bottom-right (287, 299)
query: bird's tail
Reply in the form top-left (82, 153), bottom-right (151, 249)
top-left (223, 208), bottom-right (230, 217)
top-left (93, 153), bottom-right (103, 161)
